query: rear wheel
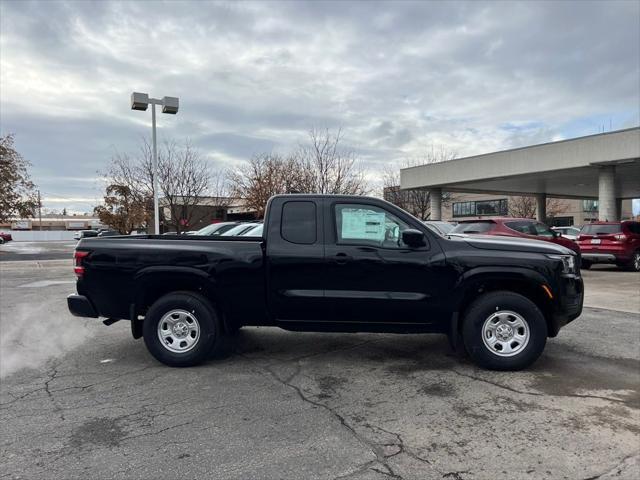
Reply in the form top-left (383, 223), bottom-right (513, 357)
top-left (143, 292), bottom-right (222, 367)
top-left (462, 291), bottom-right (547, 371)
top-left (629, 251), bottom-right (640, 272)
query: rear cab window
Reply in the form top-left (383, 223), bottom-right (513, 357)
top-left (281, 201), bottom-right (317, 244)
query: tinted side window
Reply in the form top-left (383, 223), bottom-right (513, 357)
top-left (281, 201), bottom-right (316, 244)
top-left (505, 221), bottom-right (536, 235)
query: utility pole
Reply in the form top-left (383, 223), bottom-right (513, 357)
top-left (37, 190), bottom-right (42, 231)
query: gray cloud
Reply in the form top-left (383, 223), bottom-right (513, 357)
top-left (1, 0), bottom-right (638, 211)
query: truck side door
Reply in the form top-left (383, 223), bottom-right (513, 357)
top-left (266, 198), bottom-right (330, 322)
top-left (323, 200), bottom-right (447, 325)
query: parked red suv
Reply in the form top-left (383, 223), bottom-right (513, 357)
top-left (0, 232), bottom-right (13, 243)
top-left (450, 218), bottom-right (580, 254)
top-left (577, 221), bottom-right (640, 271)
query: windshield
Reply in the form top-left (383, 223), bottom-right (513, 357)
top-left (242, 224), bottom-right (264, 236)
top-left (222, 223), bottom-right (258, 236)
top-left (450, 222), bottom-right (494, 234)
top-left (581, 224), bottom-right (622, 235)
top-left (193, 222), bottom-right (237, 236)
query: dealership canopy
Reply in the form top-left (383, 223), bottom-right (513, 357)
top-left (400, 127), bottom-right (640, 221)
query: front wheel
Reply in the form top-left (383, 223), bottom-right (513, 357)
top-left (462, 291), bottom-right (547, 371)
top-left (143, 292), bottom-right (222, 367)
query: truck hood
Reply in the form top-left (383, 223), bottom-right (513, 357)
top-left (449, 234), bottom-right (575, 255)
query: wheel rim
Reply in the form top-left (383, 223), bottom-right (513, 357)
top-left (157, 309), bottom-right (201, 353)
top-left (634, 253), bottom-right (640, 271)
top-left (481, 310), bottom-right (530, 357)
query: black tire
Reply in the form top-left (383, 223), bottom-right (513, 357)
top-left (580, 260), bottom-right (592, 270)
top-left (143, 292), bottom-right (222, 367)
top-left (462, 291), bottom-right (547, 371)
top-left (628, 251), bottom-right (640, 272)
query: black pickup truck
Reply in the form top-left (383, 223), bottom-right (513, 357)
top-left (68, 194), bottom-right (583, 370)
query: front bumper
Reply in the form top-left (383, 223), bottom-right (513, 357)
top-left (67, 294), bottom-right (98, 318)
top-left (549, 275), bottom-right (584, 337)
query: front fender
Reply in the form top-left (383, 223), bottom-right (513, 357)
top-left (449, 265), bottom-right (555, 325)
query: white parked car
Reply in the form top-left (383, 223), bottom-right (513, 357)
top-left (241, 224), bottom-right (264, 237)
top-left (551, 226), bottom-right (581, 241)
top-left (221, 222), bottom-right (262, 236)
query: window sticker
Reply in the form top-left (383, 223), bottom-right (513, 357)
top-left (341, 208), bottom-right (385, 241)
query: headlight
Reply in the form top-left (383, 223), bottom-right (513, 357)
top-left (547, 254), bottom-right (576, 274)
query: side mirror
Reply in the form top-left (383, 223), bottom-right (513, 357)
top-left (402, 229), bottom-right (426, 248)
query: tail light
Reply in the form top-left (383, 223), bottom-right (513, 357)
top-left (74, 250), bottom-right (89, 278)
top-left (614, 234), bottom-right (627, 241)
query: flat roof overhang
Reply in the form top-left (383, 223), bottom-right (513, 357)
top-left (400, 127), bottom-right (640, 199)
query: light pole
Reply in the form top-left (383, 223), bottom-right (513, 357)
top-left (131, 92), bottom-right (179, 234)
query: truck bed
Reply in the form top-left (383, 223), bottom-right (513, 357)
top-left (76, 235), bottom-right (267, 323)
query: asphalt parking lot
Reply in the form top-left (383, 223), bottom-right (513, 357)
top-left (1, 248), bottom-right (639, 479)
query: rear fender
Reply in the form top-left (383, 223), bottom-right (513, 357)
top-left (132, 266), bottom-right (221, 317)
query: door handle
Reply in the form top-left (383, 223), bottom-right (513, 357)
top-left (333, 253), bottom-right (351, 264)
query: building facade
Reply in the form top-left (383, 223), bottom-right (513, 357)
top-left (443, 193), bottom-right (634, 226)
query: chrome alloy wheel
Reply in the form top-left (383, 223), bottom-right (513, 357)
top-left (481, 310), bottom-right (530, 357)
top-left (157, 309), bottom-right (201, 353)
top-left (633, 252), bottom-right (640, 271)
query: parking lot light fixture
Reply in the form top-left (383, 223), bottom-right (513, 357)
top-left (130, 92), bottom-right (180, 234)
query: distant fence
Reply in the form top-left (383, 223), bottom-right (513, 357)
top-left (7, 231), bottom-right (78, 242)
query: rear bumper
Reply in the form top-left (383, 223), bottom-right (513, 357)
top-left (578, 244), bottom-right (631, 263)
top-left (582, 253), bottom-right (617, 263)
top-left (67, 294), bottom-right (98, 318)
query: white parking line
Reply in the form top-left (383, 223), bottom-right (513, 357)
top-left (18, 280), bottom-right (76, 288)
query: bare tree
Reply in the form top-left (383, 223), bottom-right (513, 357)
top-left (229, 153), bottom-right (302, 218)
top-left (229, 128), bottom-right (368, 217)
top-left (100, 138), bottom-right (219, 233)
top-left (156, 141), bottom-right (214, 233)
top-left (0, 134), bottom-right (38, 222)
top-left (382, 145), bottom-right (457, 220)
top-left (102, 147), bottom-right (153, 229)
top-left (295, 128), bottom-right (368, 195)
top-left (508, 196), bottom-right (569, 221)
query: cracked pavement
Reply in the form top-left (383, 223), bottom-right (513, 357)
top-left (1, 261), bottom-right (639, 479)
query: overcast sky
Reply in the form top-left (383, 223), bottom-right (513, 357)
top-left (1, 0), bottom-right (639, 213)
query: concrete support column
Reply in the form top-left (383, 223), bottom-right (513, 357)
top-left (598, 166), bottom-right (617, 221)
top-left (535, 193), bottom-right (546, 222)
top-left (616, 198), bottom-right (623, 221)
top-left (430, 188), bottom-right (442, 220)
